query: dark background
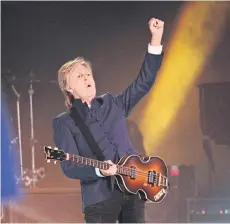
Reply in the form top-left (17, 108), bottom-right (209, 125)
top-left (2, 1), bottom-right (230, 190)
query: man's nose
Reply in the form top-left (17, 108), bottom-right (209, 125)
top-left (84, 74), bottom-right (88, 81)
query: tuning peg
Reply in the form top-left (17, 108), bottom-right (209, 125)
top-left (47, 160), bottom-right (50, 163)
top-left (54, 147), bottom-right (58, 150)
top-left (48, 146), bottom-right (51, 149)
top-left (54, 161), bottom-right (57, 164)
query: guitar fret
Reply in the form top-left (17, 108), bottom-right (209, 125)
top-left (117, 166), bottom-right (131, 176)
top-left (122, 167), bottom-right (126, 175)
top-left (72, 155), bottom-right (131, 176)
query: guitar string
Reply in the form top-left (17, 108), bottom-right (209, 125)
top-left (117, 165), bottom-right (167, 179)
top-left (70, 156), bottom-right (167, 179)
top-left (124, 168), bottom-right (166, 177)
top-left (121, 175), bottom-right (167, 186)
top-left (119, 169), bottom-right (167, 179)
top-left (70, 156), bottom-right (167, 176)
top-left (118, 172), bottom-right (167, 185)
top-left (119, 171), bottom-right (165, 179)
top-left (129, 174), bottom-right (166, 183)
top-left (50, 157), bottom-right (167, 186)
top-left (136, 172), bottom-right (166, 180)
top-left (75, 160), bottom-right (167, 178)
top-left (136, 175), bottom-right (167, 186)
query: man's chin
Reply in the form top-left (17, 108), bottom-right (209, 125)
top-left (88, 91), bottom-right (96, 98)
top-left (86, 93), bottom-right (95, 100)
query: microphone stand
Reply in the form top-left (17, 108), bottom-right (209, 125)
top-left (25, 70), bottom-right (45, 188)
top-left (5, 70), bottom-right (46, 188)
top-left (11, 84), bottom-right (24, 178)
top-left (29, 79), bottom-right (36, 188)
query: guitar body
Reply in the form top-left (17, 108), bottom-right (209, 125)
top-left (115, 155), bottom-right (168, 203)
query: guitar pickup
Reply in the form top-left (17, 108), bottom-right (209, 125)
top-left (130, 166), bottom-right (136, 180)
top-left (148, 170), bottom-right (156, 185)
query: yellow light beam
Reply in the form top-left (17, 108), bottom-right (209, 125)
top-left (138, 2), bottom-right (230, 155)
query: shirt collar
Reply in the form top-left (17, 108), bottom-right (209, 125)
top-left (72, 97), bottom-right (102, 109)
top-left (71, 97), bottom-right (103, 120)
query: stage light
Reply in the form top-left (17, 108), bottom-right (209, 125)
top-left (201, 209), bottom-right (206, 215)
top-left (170, 165), bottom-right (180, 176)
top-left (138, 2), bottom-right (230, 155)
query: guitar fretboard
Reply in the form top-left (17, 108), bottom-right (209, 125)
top-left (69, 154), bottom-right (131, 176)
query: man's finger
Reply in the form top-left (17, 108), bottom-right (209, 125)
top-left (106, 160), bottom-right (113, 165)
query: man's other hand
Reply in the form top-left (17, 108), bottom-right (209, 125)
top-left (100, 160), bottom-right (117, 176)
top-left (148, 17), bottom-right (164, 46)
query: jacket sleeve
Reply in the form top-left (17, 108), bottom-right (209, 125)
top-left (113, 52), bottom-right (163, 117)
top-left (53, 117), bottom-right (100, 182)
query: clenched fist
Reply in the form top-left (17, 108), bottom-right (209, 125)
top-left (148, 18), bottom-right (164, 46)
top-left (100, 160), bottom-right (117, 176)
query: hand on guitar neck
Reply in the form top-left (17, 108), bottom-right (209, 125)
top-left (99, 157), bottom-right (145, 176)
top-left (99, 160), bottom-right (117, 176)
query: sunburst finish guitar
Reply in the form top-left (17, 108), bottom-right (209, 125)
top-left (44, 146), bottom-right (169, 203)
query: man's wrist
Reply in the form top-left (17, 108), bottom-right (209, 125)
top-left (150, 35), bottom-right (162, 46)
top-left (95, 168), bottom-right (104, 177)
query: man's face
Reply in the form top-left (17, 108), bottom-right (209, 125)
top-left (66, 63), bottom-right (96, 101)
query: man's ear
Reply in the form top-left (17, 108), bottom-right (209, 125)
top-left (65, 85), bottom-right (73, 93)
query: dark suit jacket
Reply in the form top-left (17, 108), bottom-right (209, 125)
top-left (53, 52), bottom-right (163, 211)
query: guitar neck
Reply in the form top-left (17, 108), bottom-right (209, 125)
top-left (68, 154), bottom-right (131, 176)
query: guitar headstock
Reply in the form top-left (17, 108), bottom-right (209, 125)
top-left (44, 146), bottom-right (66, 164)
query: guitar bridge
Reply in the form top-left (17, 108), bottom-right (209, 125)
top-left (130, 166), bottom-right (136, 180)
top-left (148, 170), bottom-right (156, 185)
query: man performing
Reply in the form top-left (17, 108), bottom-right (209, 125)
top-left (53, 17), bottom-right (164, 223)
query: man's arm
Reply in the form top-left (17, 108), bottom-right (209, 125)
top-left (113, 18), bottom-right (164, 117)
top-left (53, 117), bottom-right (100, 182)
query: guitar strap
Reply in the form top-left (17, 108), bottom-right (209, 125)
top-left (69, 106), bottom-right (105, 161)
